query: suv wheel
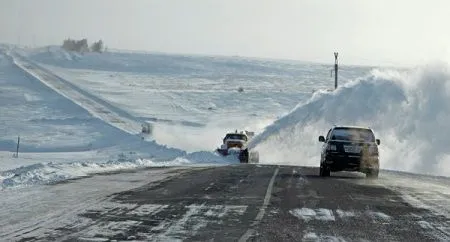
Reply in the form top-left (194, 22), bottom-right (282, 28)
top-left (365, 169), bottom-right (379, 179)
top-left (320, 165), bottom-right (330, 177)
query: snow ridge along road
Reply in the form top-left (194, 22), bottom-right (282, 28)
top-left (10, 52), bottom-right (143, 135)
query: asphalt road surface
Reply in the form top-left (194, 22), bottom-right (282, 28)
top-left (9, 165), bottom-right (450, 241)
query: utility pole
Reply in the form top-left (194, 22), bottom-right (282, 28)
top-left (14, 136), bottom-right (20, 158)
top-left (334, 52), bottom-right (339, 89)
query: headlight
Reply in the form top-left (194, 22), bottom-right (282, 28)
top-left (327, 145), bottom-right (337, 151)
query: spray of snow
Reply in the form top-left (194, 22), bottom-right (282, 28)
top-left (250, 62), bottom-right (450, 176)
top-left (151, 117), bottom-right (274, 152)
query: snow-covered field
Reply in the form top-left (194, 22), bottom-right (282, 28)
top-left (23, 46), bottom-right (357, 152)
top-left (1, 44), bottom-right (450, 191)
top-left (0, 45), bottom-right (364, 189)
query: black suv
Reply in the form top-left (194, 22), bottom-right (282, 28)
top-left (318, 126), bottom-right (380, 178)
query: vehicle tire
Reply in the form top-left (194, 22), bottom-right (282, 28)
top-left (239, 149), bottom-right (249, 163)
top-left (320, 165), bottom-right (330, 177)
top-left (365, 169), bottom-right (379, 179)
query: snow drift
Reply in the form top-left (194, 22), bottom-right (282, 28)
top-left (250, 62), bottom-right (450, 176)
top-left (0, 151), bottom-right (235, 189)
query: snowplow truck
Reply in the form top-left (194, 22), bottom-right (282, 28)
top-left (216, 130), bottom-right (259, 163)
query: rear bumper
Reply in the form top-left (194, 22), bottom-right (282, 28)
top-left (324, 153), bottom-right (379, 172)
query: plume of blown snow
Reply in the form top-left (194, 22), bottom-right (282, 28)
top-left (249, 61), bottom-right (450, 176)
top-left (151, 117), bottom-right (275, 152)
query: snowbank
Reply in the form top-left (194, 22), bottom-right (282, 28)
top-left (0, 159), bottom-right (179, 189)
top-left (0, 150), bottom-right (235, 189)
top-left (250, 62), bottom-right (450, 176)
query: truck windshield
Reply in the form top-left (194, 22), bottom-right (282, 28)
top-left (331, 128), bottom-right (375, 142)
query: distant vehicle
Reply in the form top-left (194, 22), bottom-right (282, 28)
top-left (318, 125), bottom-right (380, 178)
top-left (216, 130), bottom-right (259, 163)
top-left (141, 121), bottom-right (153, 135)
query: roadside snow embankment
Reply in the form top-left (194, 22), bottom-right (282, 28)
top-left (0, 150), bottom-right (235, 190)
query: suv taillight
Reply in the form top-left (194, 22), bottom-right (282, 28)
top-left (327, 144), bottom-right (337, 151)
top-left (368, 145), bottom-right (378, 155)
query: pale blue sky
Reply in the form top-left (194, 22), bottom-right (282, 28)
top-left (1, 0), bottom-right (450, 66)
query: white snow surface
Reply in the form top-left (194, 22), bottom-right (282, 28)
top-left (2, 44), bottom-right (450, 189)
top-left (249, 63), bottom-right (450, 176)
top-left (289, 208), bottom-right (335, 221)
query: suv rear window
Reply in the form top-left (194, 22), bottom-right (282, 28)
top-left (330, 128), bottom-right (375, 142)
top-left (225, 134), bottom-right (247, 141)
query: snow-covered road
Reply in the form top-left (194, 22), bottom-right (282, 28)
top-left (2, 166), bottom-right (448, 241)
top-left (0, 167), bottom-right (188, 240)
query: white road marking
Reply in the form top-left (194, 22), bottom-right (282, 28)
top-left (238, 166), bottom-right (279, 242)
